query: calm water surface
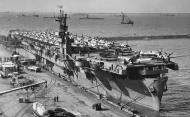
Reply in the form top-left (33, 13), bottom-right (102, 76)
top-left (128, 39), bottom-right (190, 117)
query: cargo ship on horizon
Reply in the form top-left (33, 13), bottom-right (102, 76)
top-left (79, 14), bottom-right (104, 20)
top-left (7, 9), bottom-right (179, 116)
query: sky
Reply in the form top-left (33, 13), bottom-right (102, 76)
top-left (0, 0), bottom-right (190, 13)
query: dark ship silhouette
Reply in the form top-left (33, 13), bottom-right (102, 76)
top-left (79, 14), bottom-right (104, 20)
top-left (121, 12), bottom-right (134, 25)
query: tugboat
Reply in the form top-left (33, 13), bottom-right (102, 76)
top-left (10, 9), bottom-right (178, 114)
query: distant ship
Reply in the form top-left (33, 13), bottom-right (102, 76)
top-left (21, 14), bottom-right (26, 17)
top-left (17, 13), bottom-right (27, 17)
top-left (165, 13), bottom-right (175, 16)
top-left (33, 14), bottom-right (40, 17)
top-left (121, 12), bottom-right (134, 25)
top-left (79, 14), bottom-right (104, 20)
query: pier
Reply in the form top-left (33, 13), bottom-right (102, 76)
top-left (103, 34), bottom-right (190, 41)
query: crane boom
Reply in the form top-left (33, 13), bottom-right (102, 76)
top-left (0, 80), bottom-right (47, 95)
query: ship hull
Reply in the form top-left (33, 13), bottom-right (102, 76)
top-left (52, 63), bottom-right (167, 111)
top-left (16, 48), bottom-right (167, 112)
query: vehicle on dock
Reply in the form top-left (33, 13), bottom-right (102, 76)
top-left (0, 61), bottom-right (18, 78)
top-left (28, 65), bottom-right (41, 72)
top-left (9, 9), bottom-right (179, 115)
top-left (10, 75), bottom-right (34, 87)
top-left (20, 59), bottom-right (36, 66)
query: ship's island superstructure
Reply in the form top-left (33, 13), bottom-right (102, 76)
top-left (9, 10), bottom-right (178, 113)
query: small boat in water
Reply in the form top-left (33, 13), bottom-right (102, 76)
top-left (121, 12), bottom-right (134, 25)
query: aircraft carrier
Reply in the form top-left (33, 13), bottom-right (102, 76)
top-left (8, 9), bottom-right (179, 115)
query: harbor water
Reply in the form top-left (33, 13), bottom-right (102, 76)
top-left (0, 12), bottom-right (190, 117)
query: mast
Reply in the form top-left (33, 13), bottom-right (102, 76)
top-left (55, 7), bottom-right (69, 60)
top-left (121, 12), bottom-right (125, 24)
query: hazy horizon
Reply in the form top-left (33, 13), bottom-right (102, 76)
top-left (1, 11), bottom-right (190, 14)
top-left (1, 0), bottom-right (190, 13)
